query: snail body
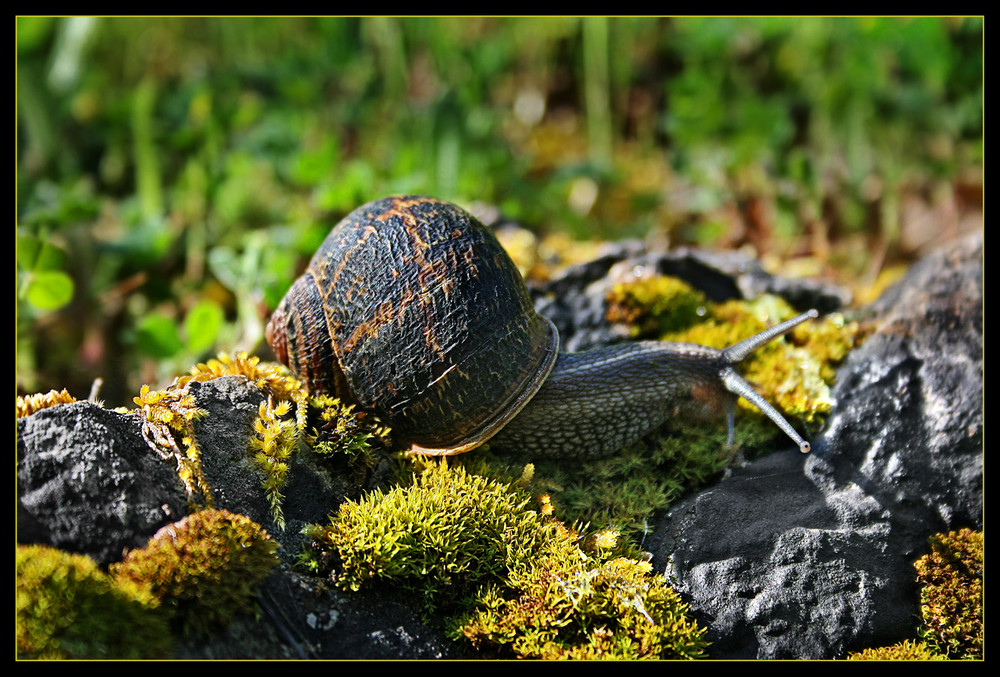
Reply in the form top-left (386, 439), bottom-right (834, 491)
top-left (266, 195), bottom-right (816, 458)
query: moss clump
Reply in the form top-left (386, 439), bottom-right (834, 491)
top-left (914, 528), bottom-right (983, 659)
top-left (310, 459), bottom-right (549, 601)
top-left (846, 528), bottom-right (983, 661)
top-left (606, 275), bottom-right (708, 338)
top-left (460, 555), bottom-right (708, 660)
top-left (307, 460), bottom-right (708, 659)
top-left (16, 544), bottom-right (172, 659)
top-left (111, 509), bottom-right (279, 636)
top-left (847, 640), bottom-right (947, 661)
top-left (16, 388), bottom-right (78, 418)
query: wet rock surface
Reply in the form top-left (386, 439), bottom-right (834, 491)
top-left (16, 233), bottom-right (981, 659)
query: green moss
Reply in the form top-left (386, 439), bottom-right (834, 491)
top-left (847, 640), bottom-right (947, 661)
top-left (308, 394), bottom-right (391, 466)
top-left (310, 459), bottom-right (548, 602)
top-left (111, 509), bottom-right (279, 637)
top-left (16, 544), bottom-right (173, 659)
top-left (307, 459), bottom-right (708, 659)
top-left (460, 556), bottom-right (708, 660)
top-left (914, 528), bottom-right (983, 660)
top-left (486, 414), bottom-right (781, 545)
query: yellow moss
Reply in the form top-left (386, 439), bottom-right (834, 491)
top-left (846, 528), bottom-right (983, 661)
top-left (914, 528), bottom-right (983, 659)
top-left (248, 398), bottom-right (299, 530)
top-left (131, 383), bottom-right (212, 509)
top-left (142, 352), bottom-right (322, 527)
top-left (461, 553), bottom-right (708, 660)
top-left (179, 351), bottom-right (309, 436)
top-left (16, 388), bottom-right (78, 418)
top-left (501, 292), bottom-right (861, 543)
top-left (847, 640), bottom-right (947, 661)
top-left (606, 274), bottom-right (708, 338)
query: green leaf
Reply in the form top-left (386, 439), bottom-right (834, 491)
top-left (135, 313), bottom-right (183, 359)
top-left (17, 234), bottom-right (67, 272)
top-left (183, 299), bottom-right (224, 354)
top-left (23, 270), bottom-right (74, 311)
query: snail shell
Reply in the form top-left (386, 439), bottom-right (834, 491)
top-left (267, 195), bottom-right (817, 457)
top-left (266, 195), bottom-right (558, 454)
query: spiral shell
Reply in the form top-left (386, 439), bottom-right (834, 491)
top-left (266, 195), bottom-right (559, 454)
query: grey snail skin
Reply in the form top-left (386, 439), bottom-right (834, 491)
top-left (266, 195), bottom-right (816, 458)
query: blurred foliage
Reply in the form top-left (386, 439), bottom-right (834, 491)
top-left (16, 17), bottom-right (982, 405)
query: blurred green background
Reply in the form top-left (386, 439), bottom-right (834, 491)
top-left (16, 16), bottom-right (983, 407)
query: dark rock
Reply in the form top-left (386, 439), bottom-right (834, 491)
top-left (187, 375), bottom-right (379, 563)
top-left (175, 573), bottom-right (456, 659)
top-left (17, 401), bottom-right (189, 566)
top-left (647, 231), bottom-right (983, 659)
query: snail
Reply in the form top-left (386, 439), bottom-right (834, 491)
top-left (266, 195), bottom-right (817, 458)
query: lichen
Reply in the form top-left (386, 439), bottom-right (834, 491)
top-left (306, 459), bottom-right (708, 659)
top-left (16, 544), bottom-right (172, 659)
top-left (16, 388), bottom-right (78, 418)
top-left (110, 509), bottom-right (279, 637)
